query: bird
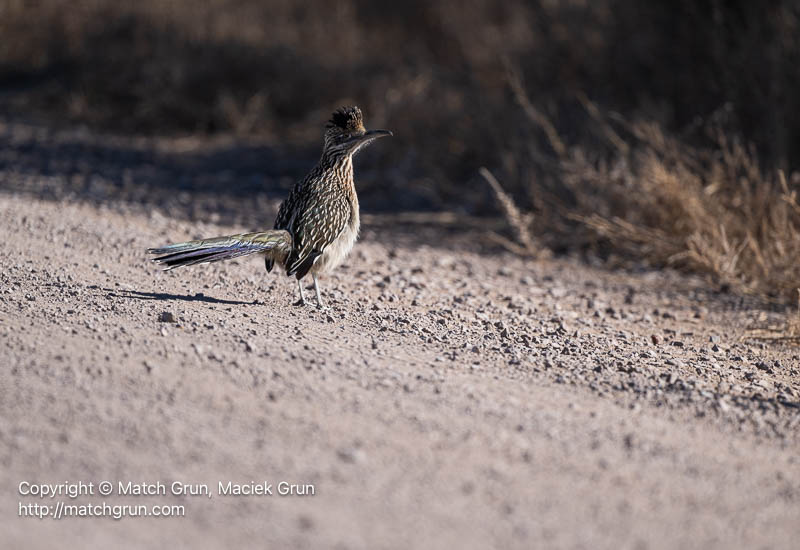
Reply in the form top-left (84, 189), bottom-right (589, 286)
top-left (147, 106), bottom-right (392, 308)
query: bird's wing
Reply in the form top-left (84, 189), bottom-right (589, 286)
top-left (274, 188), bottom-right (298, 230)
top-left (285, 191), bottom-right (350, 279)
top-left (268, 189), bottom-right (301, 273)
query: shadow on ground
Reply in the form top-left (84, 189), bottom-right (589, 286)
top-left (0, 116), bottom-right (511, 269)
top-left (0, 117), bottom-right (305, 223)
top-left (0, 117), bottom-right (438, 229)
top-left (107, 288), bottom-right (256, 306)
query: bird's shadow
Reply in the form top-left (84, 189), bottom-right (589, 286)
top-left (107, 288), bottom-right (256, 306)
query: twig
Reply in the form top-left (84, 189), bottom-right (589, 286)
top-left (479, 167), bottom-right (536, 255)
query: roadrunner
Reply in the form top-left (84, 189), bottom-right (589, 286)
top-left (147, 106), bottom-right (391, 308)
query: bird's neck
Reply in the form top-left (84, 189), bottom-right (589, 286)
top-left (322, 152), bottom-right (355, 188)
top-left (319, 150), bottom-right (359, 217)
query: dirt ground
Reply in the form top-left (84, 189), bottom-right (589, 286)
top-left (1, 121), bottom-right (799, 549)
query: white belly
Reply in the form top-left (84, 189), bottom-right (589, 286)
top-left (312, 211), bottom-right (360, 274)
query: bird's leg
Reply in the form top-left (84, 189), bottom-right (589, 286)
top-left (293, 279), bottom-right (307, 306)
top-left (312, 274), bottom-right (326, 309)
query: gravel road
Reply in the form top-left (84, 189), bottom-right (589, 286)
top-left (1, 122), bottom-right (799, 549)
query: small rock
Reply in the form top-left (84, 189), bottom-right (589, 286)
top-left (650, 334), bottom-right (660, 345)
top-left (158, 311), bottom-right (176, 323)
top-left (624, 289), bottom-right (635, 305)
top-left (755, 361), bottom-right (774, 374)
top-left (336, 447), bottom-right (365, 464)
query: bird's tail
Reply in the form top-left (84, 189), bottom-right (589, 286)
top-left (147, 230), bottom-right (292, 270)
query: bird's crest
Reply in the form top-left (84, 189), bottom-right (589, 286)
top-left (327, 106), bottom-right (364, 133)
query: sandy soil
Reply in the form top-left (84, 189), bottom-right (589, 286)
top-left (1, 122), bottom-right (799, 549)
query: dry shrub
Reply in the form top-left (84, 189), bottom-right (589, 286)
top-left (582, 127), bottom-right (800, 301)
top-left (493, 79), bottom-right (800, 303)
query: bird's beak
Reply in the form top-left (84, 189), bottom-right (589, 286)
top-left (366, 129), bottom-right (393, 138)
top-left (349, 129), bottom-right (393, 147)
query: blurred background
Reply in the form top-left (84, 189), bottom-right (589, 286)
top-left (2, 0), bottom-right (800, 301)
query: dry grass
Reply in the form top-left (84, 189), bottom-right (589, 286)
top-left (479, 167), bottom-right (538, 257)
top-left (581, 134), bottom-right (800, 301)
top-left (491, 76), bottom-right (800, 304)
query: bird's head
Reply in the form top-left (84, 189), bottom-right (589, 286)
top-left (323, 106), bottom-right (392, 158)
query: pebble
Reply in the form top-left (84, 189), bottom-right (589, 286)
top-left (755, 361), bottom-right (774, 373)
top-left (336, 447), bottom-right (366, 464)
top-left (158, 311), bottom-right (176, 323)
